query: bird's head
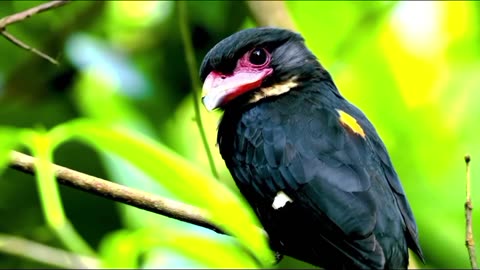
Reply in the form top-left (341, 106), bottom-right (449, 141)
top-left (200, 27), bottom-right (327, 111)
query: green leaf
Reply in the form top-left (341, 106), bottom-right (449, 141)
top-left (100, 226), bottom-right (257, 268)
top-left (71, 50), bottom-right (182, 230)
top-left (134, 227), bottom-right (259, 268)
top-left (98, 229), bottom-right (139, 268)
top-left (0, 127), bottom-right (24, 174)
top-left (27, 131), bottom-right (66, 229)
top-left (26, 130), bottom-right (95, 256)
top-left (0, 126), bottom-right (95, 256)
top-left (73, 67), bottom-right (153, 133)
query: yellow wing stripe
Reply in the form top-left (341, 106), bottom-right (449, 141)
top-left (337, 110), bottom-right (366, 138)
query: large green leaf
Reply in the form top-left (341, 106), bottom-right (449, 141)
top-left (49, 119), bottom-right (274, 267)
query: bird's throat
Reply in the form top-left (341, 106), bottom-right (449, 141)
top-left (248, 77), bottom-right (298, 104)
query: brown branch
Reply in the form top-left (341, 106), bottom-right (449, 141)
top-left (0, 0), bottom-right (71, 65)
top-left (245, 1), bottom-right (297, 31)
top-left (0, 0), bottom-right (70, 28)
top-left (8, 150), bottom-right (226, 235)
top-left (0, 233), bottom-right (99, 269)
top-left (465, 154), bottom-right (478, 269)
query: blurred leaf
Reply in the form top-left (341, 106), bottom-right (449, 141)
top-left (134, 227), bottom-right (259, 268)
top-left (72, 67), bottom-right (151, 132)
top-left (27, 130), bottom-right (95, 256)
top-left (0, 126), bottom-right (95, 256)
top-left (27, 131), bottom-right (65, 229)
top-left (0, 127), bottom-right (24, 174)
top-left (98, 229), bottom-right (138, 268)
top-left (162, 93), bottom-right (233, 183)
top-left (100, 225), bottom-right (258, 268)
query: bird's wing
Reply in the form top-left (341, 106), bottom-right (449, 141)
top-left (352, 104), bottom-right (424, 261)
top-left (227, 92), bottom-right (410, 267)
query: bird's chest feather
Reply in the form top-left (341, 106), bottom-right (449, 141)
top-left (218, 91), bottom-right (371, 199)
top-left (221, 95), bottom-right (304, 194)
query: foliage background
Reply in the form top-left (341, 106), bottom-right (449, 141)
top-left (0, 1), bottom-right (479, 268)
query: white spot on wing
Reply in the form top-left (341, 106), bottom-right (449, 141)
top-left (272, 191), bottom-right (293, 210)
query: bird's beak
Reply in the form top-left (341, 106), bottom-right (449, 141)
top-left (202, 68), bottom-right (273, 111)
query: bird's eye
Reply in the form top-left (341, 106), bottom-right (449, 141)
top-left (249, 48), bottom-right (268, 66)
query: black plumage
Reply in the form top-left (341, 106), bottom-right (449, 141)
top-left (200, 27), bottom-right (424, 269)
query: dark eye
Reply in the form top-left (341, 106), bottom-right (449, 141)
top-left (249, 48), bottom-right (268, 66)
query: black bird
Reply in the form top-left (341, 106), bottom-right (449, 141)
top-left (200, 27), bottom-right (424, 269)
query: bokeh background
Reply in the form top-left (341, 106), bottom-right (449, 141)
top-left (0, 1), bottom-right (479, 268)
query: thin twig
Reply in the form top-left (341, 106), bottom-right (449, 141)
top-left (0, 0), bottom-right (70, 65)
top-left (465, 154), bottom-right (478, 269)
top-left (8, 150), bottom-right (225, 235)
top-left (0, 0), bottom-right (70, 28)
top-left (0, 233), bottom-right (99, 269)
top-left (177, 1), bottom-right (219, 179)
top-left (0, 30), bottom-right (58, 65)
top-left (246, 1), bottom-right (297, 31)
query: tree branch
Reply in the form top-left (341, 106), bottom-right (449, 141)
top-left (245, 1), bottom-right (296, 31)
top-left (464, 154), bottom-right (478, 269)
top-left (0, 0), bottom-right (71, 64)
top-left (0, 0), bottom-right (70, 28)
top-left (0, 233), bottom-right (99, 269)
top-left (8, 150), bottom-right (226, 235)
